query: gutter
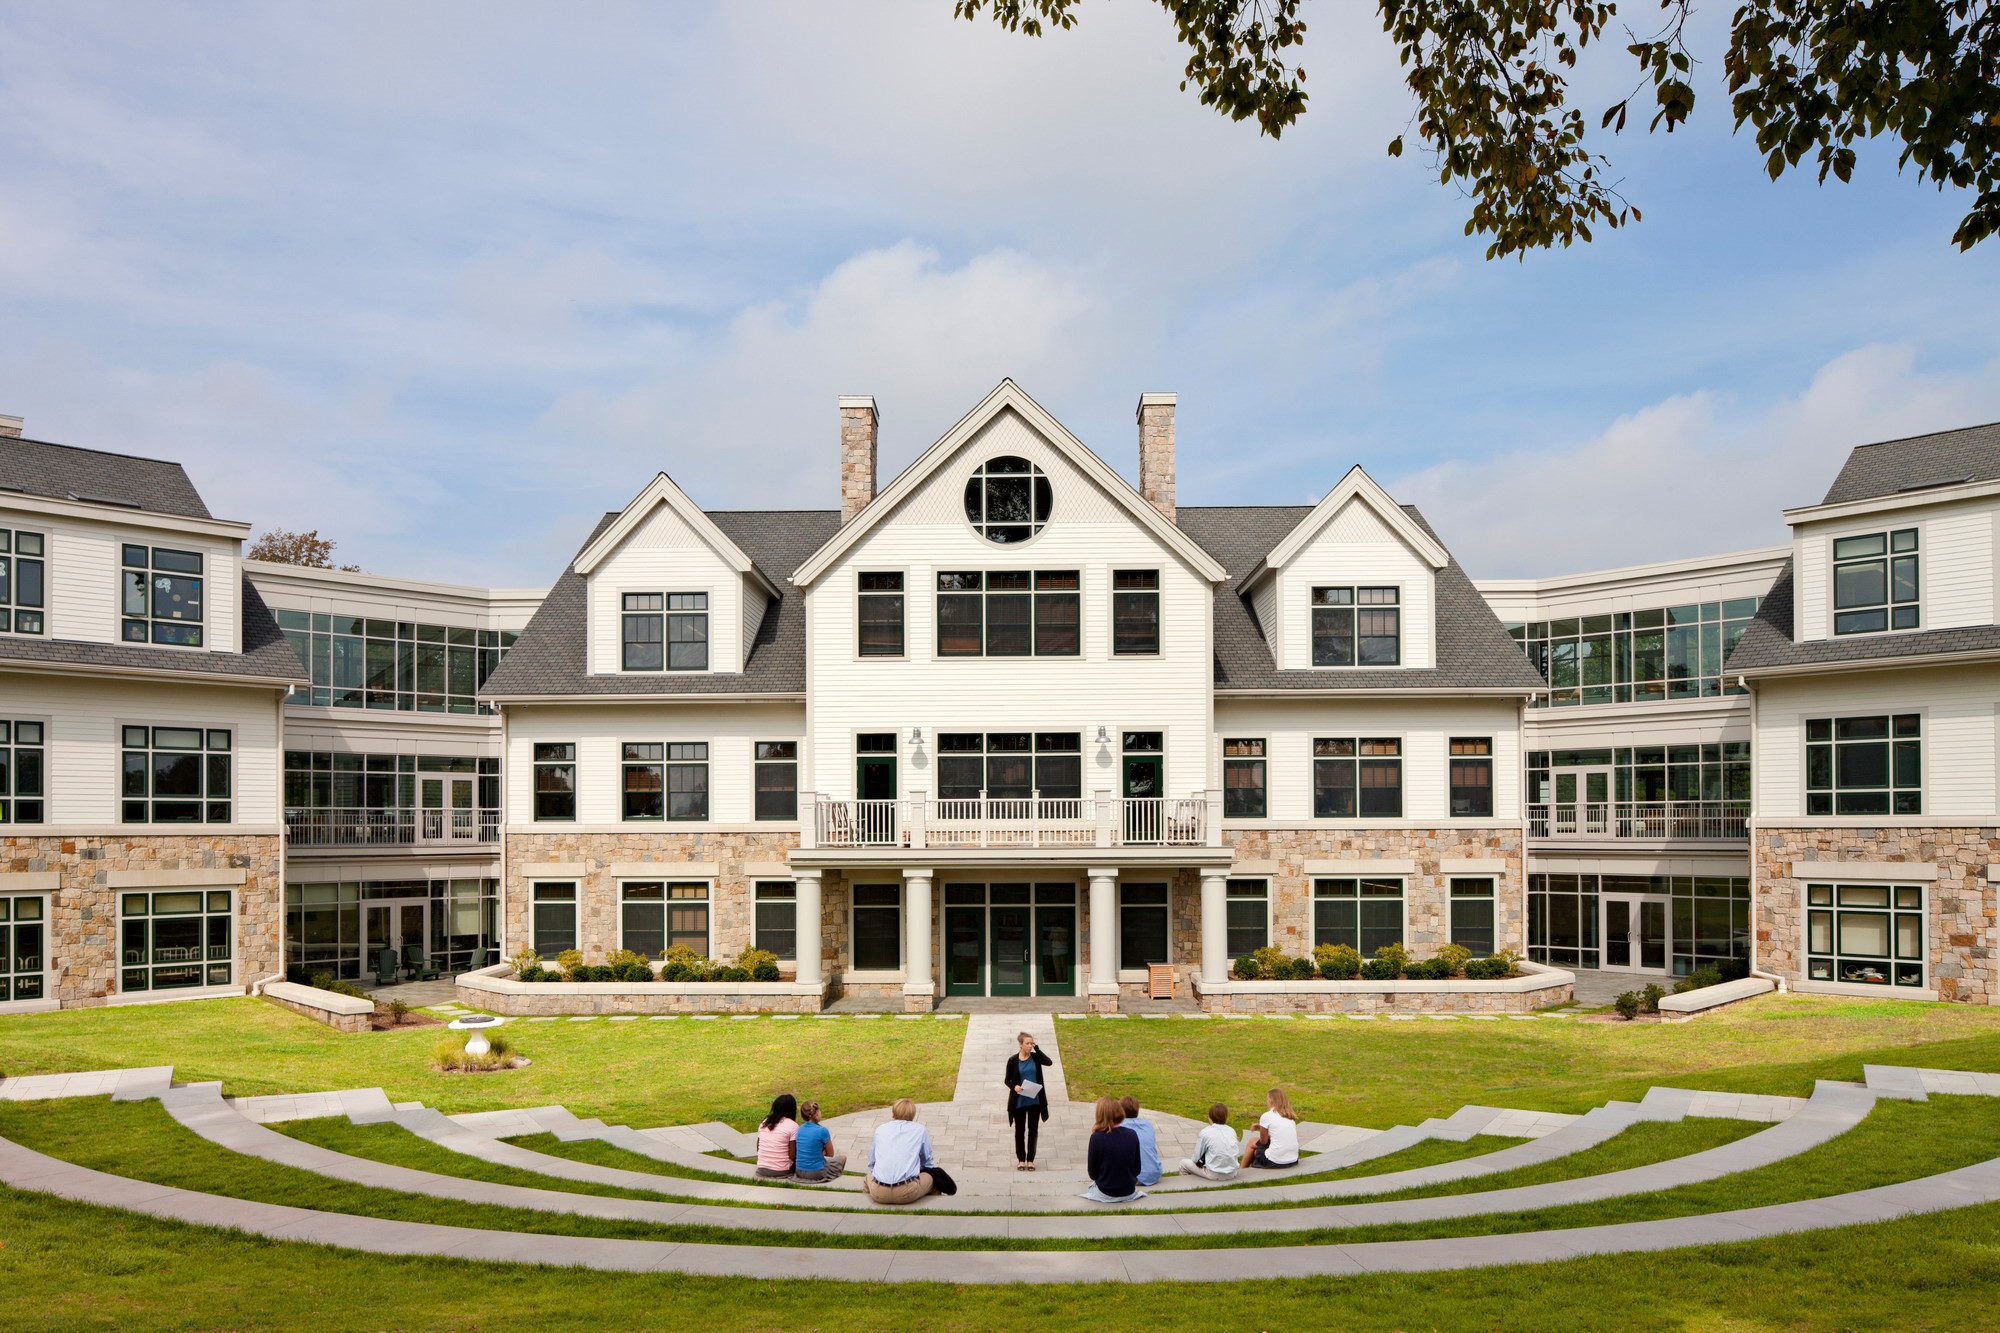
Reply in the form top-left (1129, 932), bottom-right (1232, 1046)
top-left (0, 659), bottom-right (303, 690)
top-left (1736, 645), bottom-right (2000, 681)
top-left (484, 691), bottom-right (806, 706)
top-left (1214, 686), bottom-right (1542, 700)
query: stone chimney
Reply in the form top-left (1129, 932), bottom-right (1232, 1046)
top-left (0, 415), bottom-right (21, 439)
top-left (838, 395), bottom-right (878, 523)
top-left (1136, 392), bottom-right (1176, 521)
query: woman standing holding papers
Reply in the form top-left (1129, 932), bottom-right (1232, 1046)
top-left (1002, 1030), bottom-right (1053, 1171)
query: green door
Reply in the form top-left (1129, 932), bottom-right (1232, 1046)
top-left (1122, 754), bottom-right (1164, 842)
top-left (1034, 906), bottom-right (1076, 996)
top-left (990, 906), bottom-right (1032, 996)
top-left (856, 755), bottom-right (897, 801)
top-left (944, 907), bottom-right (986, 996)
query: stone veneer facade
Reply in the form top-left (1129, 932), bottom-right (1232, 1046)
top-left (1, 834), bottom-right (283, 1009)
top-left (1756, 826), bottom-right (2000, 1003)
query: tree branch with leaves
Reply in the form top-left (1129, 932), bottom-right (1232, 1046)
top-left (247, 528), bottom-right (360, 572)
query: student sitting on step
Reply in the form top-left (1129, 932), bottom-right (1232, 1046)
top-left (754, 1093), bottom-right (800, 1179)
top-left (1120, 1094), bottom-right (1163, 1187)
top-left (1177, 1103), bottom-right (1240, 1180)
top-left (1081, 1096), bottom-right (1146, 1203)
top-left (1239, 1087), bottom-right (1301, 1170)
top-left (791, 1099), bottom-right (846, 1183)
top-left (865, 1098), bottom-right (939, 1204)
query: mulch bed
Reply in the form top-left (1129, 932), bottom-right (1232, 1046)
top-left (368, 1007), bottom-right (445, 1032)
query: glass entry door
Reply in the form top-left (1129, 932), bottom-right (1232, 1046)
top-left (421, 776), bottom-right (477, 842)
top-left (1035, 902), bottom-right (1075, 996)
top-left (948, 882), bottom-right (1075, 996)
top-left (364, 898), bottom-right (429, 977)
top-left (990, 904), bottom-right (1032, 996)
top-left (944, 906), bottom-right (986, 997)
top-left (1602, 895), bottom-right (1669, 973)
top-left (1553, 767), bottom-right (1614, 835)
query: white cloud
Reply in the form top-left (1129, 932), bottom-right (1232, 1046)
top-left (1389, 344), bottom-right (2000, 578)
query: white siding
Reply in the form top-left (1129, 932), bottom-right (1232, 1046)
top-left (1792, 493), bottom-right (1999, 642)
top-left (1272, 497), bottom-right (1436, 670)
top-left (505, 701), bottom-right (805, 827)
top-left (1214, 697), bottom-right (1522, 823)
top-left (4, 674), bottom-right (281, 828)
top-left (584, 501), bottom-right (752, 676)
top-left (804, 407), bottom-right (1215, 800)
top-left (1754, 664), bottom-right (1998, 820)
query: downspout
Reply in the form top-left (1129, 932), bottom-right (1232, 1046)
top-left (1741, 674), bottom-right (1786, 993)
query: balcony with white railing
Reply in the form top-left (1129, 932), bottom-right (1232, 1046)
top-left (285, 807), bottom-right (502, 851)
top-left (1527, 800), bottom-right (1750, 843)
top-left (805, 790), bottom-right (1222, 851)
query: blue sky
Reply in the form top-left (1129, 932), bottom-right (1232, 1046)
top-left (2, 1), bottom-right (1997, 585)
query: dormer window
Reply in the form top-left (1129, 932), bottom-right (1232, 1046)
top-left (1311, 586), bottom-right (1400, 666)
top-left (1833, 529), bottom-right (1918, 635)
top-left (121, 545), bottom-right (203, 647)
top-left (622, 592), bottom-right (708, 671)
top-left (964, 456), bottom-right (1051, 544)
top-left (0, 529), bottom-right (45, 636)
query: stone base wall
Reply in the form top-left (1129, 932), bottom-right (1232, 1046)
top-left (1194, 968), bottom-right (1572, 1014)
top-left (1, 834), bottom-right (283, 1009)
top-left (1757, 826), bottom-right (1999, 1003)
top-left (263, 990), bottom-right (371, 1033)
top-left (464, 986), bottom-right (827, 1016)
top-left (1224, 827), bottom-right (1525, 957)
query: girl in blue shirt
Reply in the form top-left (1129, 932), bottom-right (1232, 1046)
top-left (1002, 1030), bottom-right (1054, 1170)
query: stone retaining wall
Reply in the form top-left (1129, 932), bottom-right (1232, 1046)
top-left (261, 981), bottom-right (373, 1033)
top-left (1192, 962), bottom-right (1572, 1014)
top-left (457, 965), bottom-right (827, 1014)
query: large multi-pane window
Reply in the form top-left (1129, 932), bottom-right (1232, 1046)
top-left (0, 721), bottom-right (45, 824)
top-left (120, 545), bottom-right (203, 646)
top-left (851, 884), bottom-right (902, 970)
top-left (283, 751), bottom-right (499, 843)
top-left (937, 732), bottom-right (1082, 801)
top-left (1313, 738), bottom-right (1402, 817)
top-left (935, 571), bottom-right (1080, 657)
top-left (1311, 586), bottom-right (1400, 666)
top-left (1527, 744), bottom-right (1751, 806)
top-left (1118, 883), bottom-right (1170, 969)
top-left (1807, 882), bottom-right (1924, 988)
top-left (1449, 878), bottom-right (1497, 955)
top-left (1807, 714), bottom-right (1921, 815)
top-left (621, 743), bottom-right (665, 820)
top-left (531, 882), bottom-right (577, 956)
top-left (754, 881), bottom-right (797, 960)
top-left (667, 743), bottom-right (709, 820)
top-left (618, 882), bottom-right (668, 956)
top-left (120, 889), bottom-right (232, 992)
top-left (1313, 878), bottom-right (1404, 955)
top-left (0, 528), bottom-right (45, 636)
top-left (1832, 529), bottom-right (1919, 635)
top-left (963, 455), bottom-right (1052, 544)
top-left (857, 573), bottom-right (905, 656)
top-left (284, 878), bottom-right (499, 981)
top-left (1225, 879), bottom-right (1269, 957)
top-left (0, 896), bottom-right (46, 1002)
top-left (1528, 873), bottom-right (1750, 975)
top-left (754, 742), bottom-right (798, 821)
top-left (1112, 570), bottom-right (1160, 654)
top-left (621, 593), bottom-right (707, 671)
top-left (1449, 738), bottom-right (1494, 817)
top-left (1508, 598), bottom-right (1759, 708)
top-left (1222, 739), bottom-right (1266, 817)
top-left (532, 743), bottom-right (576, 821)
top-left (121, 726), bottom-right (230, 824)
top-left (275, 610), bottom-right (518, 713)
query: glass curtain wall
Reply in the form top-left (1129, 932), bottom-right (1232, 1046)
top-left (1507, 597), bottom-right (1758, 707)
top-left (1527, 745), bottom-right (1750, 806)
top-left (285, 878), bottom-right (500, 980)
top-left (284, 751), bottom-right (500, 842)
top-left (1528, 873), bottom-right (1749, 975)
top-left (275, 611), bottom-right (519, 713)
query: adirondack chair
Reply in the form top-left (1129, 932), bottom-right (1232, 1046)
top-left (374, 948), bottom-right (398, 987)
top-left (403, 943), bottom-right (440, 982)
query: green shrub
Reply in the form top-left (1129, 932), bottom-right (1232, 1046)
top-left (432, 1031), bottom-right (516, 1072)
top-left (1231, 954), bottom-right (1263, 980)
top-left (1463, 955), bottom-right (1510, 980)
top-left (1674, 963), bottom-right (1723, 994)
top-left (1640, 982), bottom-right (1665, 1013)
top-left (1435, 943), bottom-right (1472, 976)
top-left (1360, 957), bottom-right (1399, 981)
top-left (613, 961), bottom-right (654, 983)
top-left (510, 947), bottom-right (539, 978)
top-left (606, 948), bottom-right (646, 972)
top-left (715, 965), bottom-right (750, 983)
top-left (1250, 946), bottom-right (1287, 978)
top-left (1613, 991), bottom-right (1643, 1020)
top-left (737, 948), bottom-right (782, 982)
top-left (1718, 956), bottom-right (1751, 982)
top-left (661, 961), bottom-right (698, 982)
top-left (388, 999), bottom-right (411, 1025)
top-left (556, 949), bottom-right (584, 981)
top-left (1407, 957), bottom-right (1453, 981)
top-left (661, 944), bottom-right (705, 968)
top-left (1283, 956), bottom-right (1316, 980)
top-left (1317, 944), bottom-right (1363, 980)
top-left (1372, 942), bottom-right (1409, 975)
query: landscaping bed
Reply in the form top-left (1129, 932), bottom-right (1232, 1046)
top-left (458, 946), bottom-right (831, 1015)
top-left (1193, 944), bottom-right (1573, 1014)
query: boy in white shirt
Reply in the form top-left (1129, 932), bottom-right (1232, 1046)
top-left (1239, 1087), bottom-right (1301, 1169)
top-left (1177, 1102), bottom-right (1240, 1181)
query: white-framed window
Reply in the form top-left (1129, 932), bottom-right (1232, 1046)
top-left (857, 573), bottom-right (905, 657)
top-left (1806, 882), bottom-right (1924, 988)
top-left (1225, 878), bottom-right (1269, 957)
top-left (1222, 738), bottom-right (1266, 818)
top-left (850, 883), bottom-right (902, 971)
top-left (935, 571), bottom-right (1080, 657)
top-left (1112, 570), bottom-right (1160, 655)
top-left (0, 720), bottom-right (46, 825)
top-left (1832, 528), bottom-right (1919, 635)
top-left (1314, 878), bottom-right (1404, 955)
top-left (1311, 585), bottom-right (1399, 666)
top-left (530, 882), bottom-right (577, 956)
top-left (119, 889), bottom-right (232, 992)
top-left (0, 527), bottom-right (46, 636)
top-left (937, 732), bottom-right (1081, 800)
top-left (617, 880), bottom-right (707, 957)
top-left (1449, 738), bottom-right (1494, 817)
top-left (621, 743), bottom-right (664, 820)
top-left (622, 593), bottom-right (708, 671)
top-left (532, 743), bottom-right (577, 821)
top-left (963, 454), bottom-right (1051, 544)
top-left (1118, 882), bottom-right (1170, 969)
top-left (1449, 877), bottom-right (1497, 955)
top-left (1806, 714), bottom-right (1921, 815)
top-left (120, 544), bottom-right (204, 646)
top-left (754, 881), bottom-right (797, 959)
top-left (754, 742), bottom-right (798, 821)
top-left (121, 725), bottom-right (231, 825)
top-left (667, 744), bottom-right (709, 820)
top-left (0, 894), bottom-right (47, 1001)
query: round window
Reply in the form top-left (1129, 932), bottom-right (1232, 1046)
top-left (963, 455), bottom-right (1052, 544)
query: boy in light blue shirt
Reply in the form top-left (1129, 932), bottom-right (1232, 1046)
top-left (1120, 1095), bottom-right (1163, 1186)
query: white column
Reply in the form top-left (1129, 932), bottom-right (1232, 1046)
top-left (1088, 868), bottom-right (1119, 994)
top-left (1201, 870), bottom-right (1230, 984)
top-left (793, 872), bottom-right (823, 988)
top-left (902, 869), bottom-right (934, 1004)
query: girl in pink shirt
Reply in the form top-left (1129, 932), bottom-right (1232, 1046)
top-left (755, 1092), bottom-right (799, 1178)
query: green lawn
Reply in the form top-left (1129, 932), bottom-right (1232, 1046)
top-left (0, 999), bottom-right (962, 1128)
top-left (1061, 993), bottom-right (2000, 1125)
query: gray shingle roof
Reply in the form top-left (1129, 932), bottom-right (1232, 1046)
top-left (1725, 558), bottom-right (2000, 674)
top-left (0, 575), bottom-right (307, 683)
top-left (481, 510), bottom-right (841, 698)
top-left (1819, 421), bottom-right (2000, 505)
top-left (0, 436), bottom-right (213, 519)
top-left (1175, 505), bottom-right (1545, 692)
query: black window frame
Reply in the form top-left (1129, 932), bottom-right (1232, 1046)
top-left (667, 742), bottom-right (710, 821)
top-left (934, 570), bottom-right (1082, 658)
top-left (120, 725), bottom-right (232, 825)
top-left (0, 720), bottom-right (46, 825)
top-left (118, 888), bottom-right (233, 993)
top-left (665, 593), bottom-right (710, 670)
top-left (754, 741), bottom-right (799, 821)
top-left (1112, 569), bottom-right (1160, 655)
top-left (1312, 737), bottom-right (1402, 818)
top-left (1311, 585), bottom-right (1400, 667)
top-left (1449, 877), bottom-right (1496, 956)
top-left (962, 454), bottom-right (1052, 544)
top-left (1313, 877), bottom-right (1404, 956)
top-left (621, 742), bottom-right (664, 821)
top-left (851, 883), bottom-right (902, 971)
top-left (621, 593), bottom-right (664, 671)
top-left (120, 544), bottom-right (204, 647)
top-left (532, 742), bottom-right (577, 822)
top-left (1807, 714), bottom-right (1921, 815)
top-left (1832, 529), bottom-right (1920, 636)
top-left (1224, 878), bottom-right (1269, 958)
top-left (530, 881), bottom-right (577, 956)
top-left (936, 731), bottom-right (1082, 800)
top-left (619, 880), bottom-right (667, 957)
top-left (857, 572), bottom-right (906, 657)
top-left (1805, 881), bottom-right (1925, 988)
top-left (1449, 737), bottom-right (1494, 818)
top-left (1118, 882), bottom-right (1170, 969)
top-left (1222, 738), bottom-right (1266, 818)
top-left (0, 528), bottom-right (46, 637)
top-left (754, 880), bottom-right (797, 960)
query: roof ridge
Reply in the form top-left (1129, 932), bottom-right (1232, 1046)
top-left (2, 434), bottom-right (193, 471)
top-left (1847, 419), bottom-right (2000, 451)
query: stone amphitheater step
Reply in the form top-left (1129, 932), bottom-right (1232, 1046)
top-left (6, 1123), bottom-right (2000, 1281)
top-left (0, 1066), bottom-right (174, 1102)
